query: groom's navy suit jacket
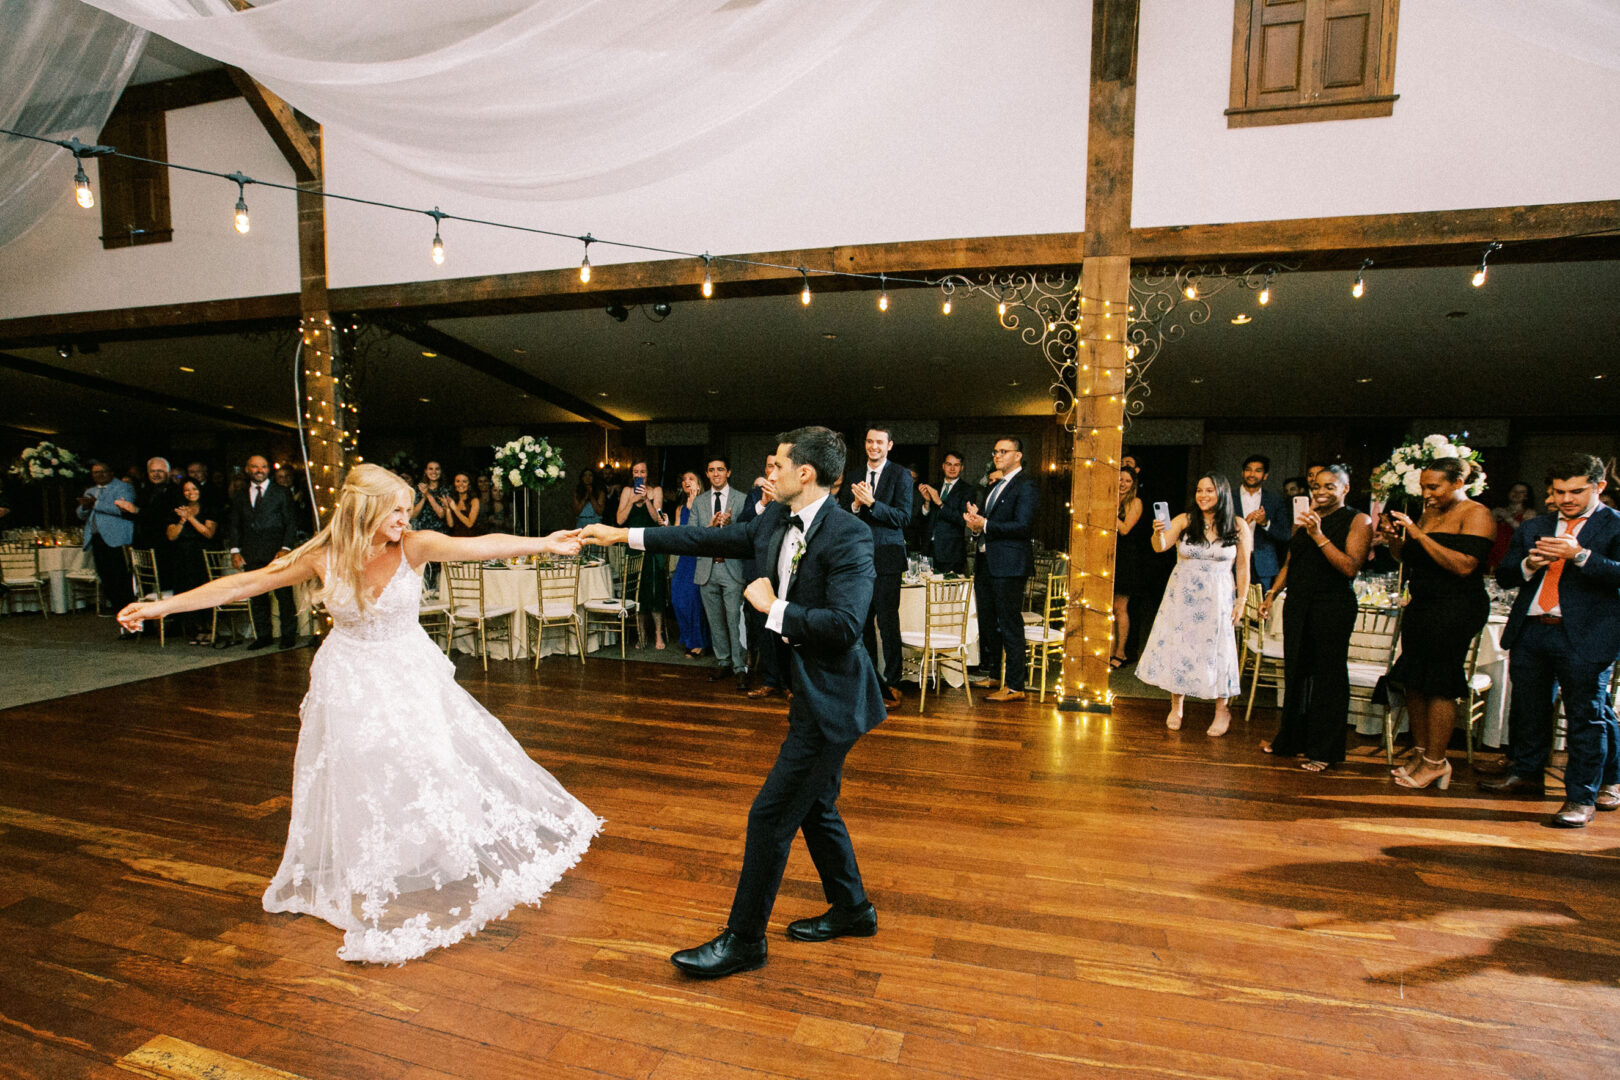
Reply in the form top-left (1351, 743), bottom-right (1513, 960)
top-left (641, 499), bottom-right (886, 742)
top-left (1496, 504), bottom-right (1620, 666)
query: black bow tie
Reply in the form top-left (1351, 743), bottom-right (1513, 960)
top-left (788, 514), bottom-right (806, 532)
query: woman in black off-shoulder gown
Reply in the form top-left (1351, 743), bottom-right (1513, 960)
top-left (1381, 458), bottom-right (1499, 791)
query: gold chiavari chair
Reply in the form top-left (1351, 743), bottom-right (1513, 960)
top-left (128, 548), bottom-right (170, 646)
top-left (901, 576), bottom-right (976, 712)
top-left (417, 563), bottom-right (452, 654)
top-left (1346, 605), bottom-right (1403, 765)
top-left (526, 561), bottom-right (584, 665)
top-left (445, 560), bottom-right (516, 671)
top-left (202, 549), bottom-right (252, 646)
top-left (1023, 572), bottom-right (1068, 703)
top-left (0, 543), bottom-right (50, 618)
top-left (582, 550), bottom-right (643, 660)
top-left (1458, 628), bottom-right (1495, 765)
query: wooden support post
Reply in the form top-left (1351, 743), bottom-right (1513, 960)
top-left (1061, 0), bottom-right (1139, 712)
top-left (293, 129), bottom-right (346, 526)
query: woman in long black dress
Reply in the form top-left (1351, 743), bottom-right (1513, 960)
top-left (165, 478), bottom-right (218, 644)
top-left (1379, 458), bottom-right (1496, 790)
top-left (1259, 465), bottom-right (1373, 771)
top-left (1111, 465), bottom-right (1147, 668)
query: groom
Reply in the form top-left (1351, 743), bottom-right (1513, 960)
top-left (583, 426), bottom-right (884, 977)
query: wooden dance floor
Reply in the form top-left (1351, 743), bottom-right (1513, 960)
top-left (2, 649), bottom-right (1617, 1079)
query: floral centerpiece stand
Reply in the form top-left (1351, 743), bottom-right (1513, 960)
top-left (491, 436), bottom-right (567, 535)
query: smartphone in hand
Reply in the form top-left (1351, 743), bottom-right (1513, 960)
top-left (1153, 501), bottom-right (1170, 525)
top-left (633, 476), bottom-right (645, 492)
top-left (1292, 495), bottom-right (1310, 518)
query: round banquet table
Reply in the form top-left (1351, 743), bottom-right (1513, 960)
top-left (897, 577), bottom-right (980, 687)
top-left (451, 562), bottom-right (614, 660)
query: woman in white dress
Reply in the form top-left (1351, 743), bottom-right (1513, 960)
top-left (1135, 473), bottom-right (1252, 736)
top-left (118, 465), bottom-right (602, 964)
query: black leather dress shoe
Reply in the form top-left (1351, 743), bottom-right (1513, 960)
top-left (246, 638), bottom-right (274, 651)
top-left (1478, 773), bottom-right (1546, 797)
top-left (787, 901), bottom-right (877, 943)
top-left (1548, 802), bottom-right (1596, 828)
top-left (736, 672), bottom-right (751, 693)
top-left (707, 667), bottom-right (731, 682)
top-left (670, 930), bottom-right (767, 978)
top-left (1597, 784), bottom-right (1620, 811)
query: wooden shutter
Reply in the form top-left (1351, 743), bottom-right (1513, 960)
top-left (96, 108), bottom-right (172, 249)
top-left (1228, 0), bottom-right (1399, 127)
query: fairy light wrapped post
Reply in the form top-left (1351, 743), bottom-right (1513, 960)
top-left (1060, 256), bottom-right (1130, 713)
top-left (300, 313), bottom-right (351, 525)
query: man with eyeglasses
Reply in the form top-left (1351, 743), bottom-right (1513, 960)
top-left (1483, 453), bottom-right (1620, 827)
top-left (963, 437), bottom-right (1040, 702)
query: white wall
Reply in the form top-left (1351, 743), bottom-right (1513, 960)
top-left (0, 97), bottom-right (301, 319)
top-left (1134, 0), bottom-right (1620, 226)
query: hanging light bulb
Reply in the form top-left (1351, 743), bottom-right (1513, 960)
top-left (800, 268), bottom-right (812, 306)
top-left (431, 229), bottom-right (445, 265)
top-left (1183, 280), bottom-right (1198, 301)
top-left (878, 274), bottom-right (889, 312)
top-left (997, 300), bottom-right (1007, 317)
top-left (234, 194), bottom-right (250, 234)
top-left (1258, 273), bottom-right (1273, 306)
top-left (579, 234), bottom-right (594, 283)
top-left (1352, 258), bottom-right (1373, 298)
top-left (701, 255), bottom-right (713, 298)
top-left (73, 160), bottom-right (93, 209)
top-left (1472, 241), bottom-right (1501, 288)
top-left (942, 297), bottom-right (952, 315)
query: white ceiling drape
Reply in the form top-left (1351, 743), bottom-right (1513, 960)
top-left (0, 0), bottom-right (146, 249)
top-left (72, 0), bottom-right (911, 201)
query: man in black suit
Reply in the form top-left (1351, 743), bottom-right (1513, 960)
top-left (228, 454), bottom-right (300, 649)
top-left (916, 450), bottom-right (976, 574)
top-left (838, 426), bottom-right (913, 705)
top-left (584, 426), bottom-right (884, 977)
top-left (1482, 453), bottom-right (1620, 827)
top-left (965, 436), bottom-right (1040, 702)
top-left (1238, 454), bottom-right (1291, 592)
top-left (130, 456), bottom-right (181, 582)
top-left (737, 450), bottom-right (785, 699)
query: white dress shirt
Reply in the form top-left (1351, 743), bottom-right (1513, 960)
top-left (764, 493), bottom-right (828, 637)
top-left (1239, 487), bottom-right (1262, 519)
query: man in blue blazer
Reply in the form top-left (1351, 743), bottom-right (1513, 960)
top-left (1238, 454), bottom-right (1291, 592)
top-left (916, 450), bottom-right (977, 574)
top-left (585, 426), bottom-right (884, 976)
top-left (76, 461), bottom-right (136, 623)
top-left (838, 426), bottom-right (913, 704)
top-left (965, 436), bottom-right (1041, 702)
top-left (1482, 453), bottom-right (1620, 827)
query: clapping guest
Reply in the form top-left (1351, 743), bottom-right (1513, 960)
top-left (1238, 455), bottom-right (1290, 593)
top-left (166, 478), bottom-right (219, 644)
top-left (1110, 465), bottom-right (1147, 669)
top-left (737, 451), bottom-right (786, 698)
top-left (916, 451), bottom-right (976, 575)
top-left (412, 460), bottom-right (451, 591)
top-left (446, 472), bottom-right (482, 536)
top-left (838, 427), bottom-right (914, 705)
top-left (76, 461), bottom-right (137, 629)
top-left (1377, 458), bottom-right (1496, 790)
top-left (965, 437), bottom-right (1040, 702)
top-left (129, 457), bottom-right (180, 570)
top-left (1137, 474), bottom-right (1251, 735)
top-left (573, 467), bottom-right (607, 529)
top-left (484, 475), bottom-right (512, 533)
top-left (668, 471), bottom-right (710, 659)
top-left (1260, 465), bottom-right (1374, 771)
top-left (616, 460), bottom-right (669, 650)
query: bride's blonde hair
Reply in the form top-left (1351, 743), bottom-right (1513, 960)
top-left (269, 464), bottom-right (411, 612)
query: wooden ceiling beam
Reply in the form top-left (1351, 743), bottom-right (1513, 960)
top-left (226, 68), bottom-right (320, 182)
top-left (375, 319), bottom-right (623, 430)
top-left (0, 351), bottom-right (297, 434)
top-left (110, 68), bottom-right (242, 117)
top-left (0, 294), bottom-right (299, 350)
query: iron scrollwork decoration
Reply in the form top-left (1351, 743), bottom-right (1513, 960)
top-left (933, 262), bottom-right (1297, 429)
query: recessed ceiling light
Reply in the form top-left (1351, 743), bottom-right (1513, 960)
top-left (1443, 310), bottom-right (1468, 319)
top-left (1008, 380), bottom-right (1020, 387)
top-left (707, 388), bottom-right (718, 395)
top-left (421, 351), bottom-right (437, 358)
top-left (178, 365), bottom-right (195, 372)
top-left (1595, 374), bottom-right (1607, 380)
top-left (1230, 314), bottom-right (1251, 325)
top-left (223, 404), bottom-right (235, 409)
top-left (1189, 377), bottom-right (1205, 385)
top-left (641, 341), bottom-right (655, 347)
top-left (512, 346), bottom-right (526, 354)
top-left (419, 396), bottom-right (431, 402)
top-left (1356, 377), bottom-right (1374, 384)
top-left (597, 392), bottom-right (608, 397)
top-left (822, 333), bottom-right (838, 340)
top-left (873, 385), bottom-right (885, 391)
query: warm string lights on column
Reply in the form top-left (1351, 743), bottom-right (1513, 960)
top-left (299, 314), bottom-right (352, 521)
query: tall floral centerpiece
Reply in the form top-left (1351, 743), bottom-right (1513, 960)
top-left (491, 435), bottom-right (566, 534)
top-left (1371, 433), bottom-right (1487, 517)
top-left (9, 440), bottom-right (89, 529)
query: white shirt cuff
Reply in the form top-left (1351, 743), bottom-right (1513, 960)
top-left (628, 528), bottom-right (645, 550)
top-left (1522, 556), bottom-right (1536, 581)
top-left (765, 598), bottom-right (789, 634)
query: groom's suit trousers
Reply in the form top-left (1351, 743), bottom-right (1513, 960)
top-left (727, 720), bottom-right (866, 940)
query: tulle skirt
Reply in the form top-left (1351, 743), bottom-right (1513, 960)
top-left (262, 625), bottom-right (601, 964)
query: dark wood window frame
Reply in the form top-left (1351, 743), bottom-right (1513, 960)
top-left (1226, 0), bottom-right (1400, 129)
top-left (96, 106), bottom-right (173, 250)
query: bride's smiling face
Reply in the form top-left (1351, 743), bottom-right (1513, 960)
top-left (373, 490), bottom-right (412, 546)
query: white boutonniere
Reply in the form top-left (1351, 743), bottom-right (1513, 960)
top-left (790, 544), bottom-right (805, 574)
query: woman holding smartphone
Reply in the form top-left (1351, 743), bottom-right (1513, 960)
top-left (616, 459), bottom-right (669, 650)
top-left (1260, 464), bottom-right (1373, 771)
top-left (1136, 474), bottom-right (1252, 735)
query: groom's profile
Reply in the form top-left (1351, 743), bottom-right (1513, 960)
top-left (583, 425), bottom-right (884, 976)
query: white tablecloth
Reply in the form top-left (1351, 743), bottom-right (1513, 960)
top-left (3, 546), bottom-right (92, 614)
top-left (451, 563), bottom-right (614, 660)
top-left (898, 578), bottom-right (979, 687)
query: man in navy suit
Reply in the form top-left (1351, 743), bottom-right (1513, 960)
top-left (1237, 454), bottom-right (1291, 592)
top-left (916, 450), bottom-right (977, 574)
top-left (965, 436), bottom-right (1041, 702)
top-left (838, 426), bottom-right (913, 705)
top-left (227, 454), bottom-right (301, 649)
top-left (737, 451), bottom-right (785, 699)
top-left (1482, 454), bottom-right (1620, 827)
top-left (584, 426), bottom-right (884, 977)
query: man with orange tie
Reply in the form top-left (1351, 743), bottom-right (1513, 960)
top-left (1482, 454), bottom-right (1620, 827)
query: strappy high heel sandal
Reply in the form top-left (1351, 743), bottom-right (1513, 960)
top-left (1393, 756), bottom-right (1452, 790)
top-left (1390, 745), bottom-right (1426, 778)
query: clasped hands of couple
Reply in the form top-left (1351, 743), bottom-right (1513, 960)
top-left (579, 522), bottom-right (782, 615)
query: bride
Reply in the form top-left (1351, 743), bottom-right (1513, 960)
top-left (118, 464), bottom-right (602, 964)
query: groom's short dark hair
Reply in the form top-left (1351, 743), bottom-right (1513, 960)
top-left (777, 426), bottom-right (845, 486)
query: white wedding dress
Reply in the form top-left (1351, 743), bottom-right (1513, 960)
top-left (262, 553), bottom-right (602, 964)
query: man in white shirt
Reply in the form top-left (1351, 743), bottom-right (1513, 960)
top-left (1238, 454), bottom-right (1290, 592)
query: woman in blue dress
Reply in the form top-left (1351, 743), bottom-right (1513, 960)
top-left (668, 470), bottom-right (709, 658)
top-left (1136, 473), bottom-right (1252, 736)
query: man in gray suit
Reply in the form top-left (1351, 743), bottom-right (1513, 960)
top-left (696, 457), bottom-right (749, 689)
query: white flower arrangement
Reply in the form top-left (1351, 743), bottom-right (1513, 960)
top-left (490, 435), bottom-right (566, 493)
top-left (1371, 433), bottom-right (1487, 502)
top-left (9, 440), bottom-right (88, 484)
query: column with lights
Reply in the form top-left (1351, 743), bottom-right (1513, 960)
top-left (1060, 255), bottom-right (1130, 712)
top-left (300, 314), bottom-right (348, 524)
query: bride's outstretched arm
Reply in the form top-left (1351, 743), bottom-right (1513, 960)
top-left (406, 528), bottom-right (582, 566)
top-left (118, 551), bottom-right (321, 632)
